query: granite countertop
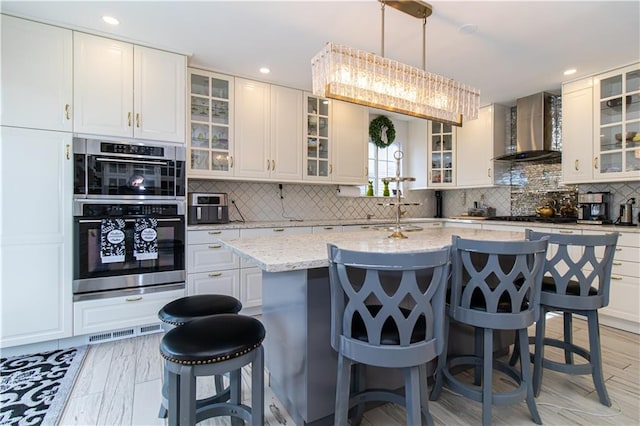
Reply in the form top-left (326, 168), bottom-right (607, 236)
top-left (219, 226), bottom-right (524, 273)
top-left (189, 217), bottom-right (640, 233)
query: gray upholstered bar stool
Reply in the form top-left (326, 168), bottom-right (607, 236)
top-left (327, 243), bottom-right (450, 426)
top-left (160, 314), bottom-right (265, 426)
top-left (430, 236), bottom-right (548, 426)
top-left (513, 230), bottom-right (619, 406)
top-left (157, 294), bottom-right (242, 418)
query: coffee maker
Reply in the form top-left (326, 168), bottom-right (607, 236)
top-left (577, 192), bottom-right (612, 225)
top-left (616, 197), bottom-right (636, 226)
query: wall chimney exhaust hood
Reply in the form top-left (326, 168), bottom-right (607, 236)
top-left (495, 92), bottom-right (561, 162)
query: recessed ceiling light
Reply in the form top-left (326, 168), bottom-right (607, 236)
top-left (259, 67), bottom-right (270, 74)
top-left (458, 24), bottom-right (478, 35)
top-left (102, 16), bottom-right (119, 26)
top-left (564, 68), bottom-right (577, 76)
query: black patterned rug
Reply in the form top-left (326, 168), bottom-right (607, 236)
top-left (0, 346), bottom-right (87, 426)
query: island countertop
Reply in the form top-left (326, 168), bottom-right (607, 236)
top-left (219, 226), bottom-right (524, 272)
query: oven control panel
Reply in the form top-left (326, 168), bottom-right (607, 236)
top-left (81, 203), bottom-right (179, 217)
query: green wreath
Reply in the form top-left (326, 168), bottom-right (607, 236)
top-left (369, 116), bottom-right (396, 148)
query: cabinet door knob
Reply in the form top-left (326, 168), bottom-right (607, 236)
top-left (128, 112), bottom-right (132, 127)
top-left (136, 113), bottom-right (140, 128)
top-left (64, 104), bottom-right (71, 120)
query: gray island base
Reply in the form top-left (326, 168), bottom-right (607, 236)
top-left (221, 227), bottom-right (523, 425)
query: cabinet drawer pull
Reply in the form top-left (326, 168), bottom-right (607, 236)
top-left (230, 156), bottom-right (234, 168)
top-left (65, 144), bottom-right (71, 160)
top-left (329, 164), bottom-right (333, 175)
top-left (125, 296), bottom-right (142, 302)
top-left (613, 261), bottom-right (623, 266)
top-left (64, 103), bottom-right (71, 120)
top-left (611, 276), bottom-right (623, 281)
top-left (360, 225), bottom-right (370, 229)
top-left (136, 113), bottom-right (140, 128)
top-left (272, 160), bottom-right (276, 171)
top-left (432, 223), bottom-right (440, 226)
top-left (574, 159), bottom-right (579, 171)
top-left (208, 272), bottom-right (223, 277)
top-left (128, 112), bottom-right (132, 127)
top-left (208, 244), bottom-right (222, 249)
top-left (558, 230), bottom-right (574, 234)
top-left (487, 168), bottom-right (492, 178)
top-left (615, 248), bottom-right (622, 251)
top-left (323, 226), bottom-right (334, 230)
top-left (267, 159), bottom-right (271, 170)
top-left (593, 157), bottom-right (599, 170)
top-left (273, 228), bottom-right (285, 232)
top-left (208, 231), bottom-right (222, 235)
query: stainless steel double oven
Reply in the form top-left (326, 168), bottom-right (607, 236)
top-left (73, 138), bottom-right (186, 301)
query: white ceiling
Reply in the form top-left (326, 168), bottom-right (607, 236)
top-left (3, 1), bottom-right (639, 113)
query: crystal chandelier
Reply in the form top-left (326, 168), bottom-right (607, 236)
top-left (311, 0), bottom-right (480, 126)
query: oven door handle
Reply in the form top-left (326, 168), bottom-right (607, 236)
top-left (95, 157), bottom-right (169, 166)
top-left (77, 218), bottom-right (182, 224)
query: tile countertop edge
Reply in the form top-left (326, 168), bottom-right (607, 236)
top-left (189, 218), bottom-right (640, 233)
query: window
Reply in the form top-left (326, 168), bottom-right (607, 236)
top-left (364, 141), bottom-right (402, 196)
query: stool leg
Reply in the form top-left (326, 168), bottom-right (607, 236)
top-left (508, 332), bottom-right (520, 367)
top-left (167, 367), bottom-right (180, 426)
top-left (419, 363), bottom-right (434, 426)
top-left (532, 306), bottom-right (547, 397)
top-left (482, 327), bottom-right (493, 426)
top-left (404, 366), bottom-right (422, 426)
top-left (158, 364), bottom-right (169, 418)
top-left (430, 314), bottom-right (449, 401)
top-left (334, 353), bottom-right (352, 426)
top-left (519, 328), bottom-right (542, 424)
top-left (474, 327), bottom-right (483, 386)
top-left (251, 346), bottom-right (265, 426)
top-left (587, 311), bottom-right (611, 407)
top-left (230, 369), bottom-right (243, 426)
top-left (179, 365), bottom-right (196, 426)
top-left (214, 374), bottom-right (225, 395)
top-left (352, 363), bottom-right (366, 426)
top-left (563, 312), bottom-right (574, 364)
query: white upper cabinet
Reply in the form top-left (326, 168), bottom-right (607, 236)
top-left (456, 104), bottom-right (507, 188)
top-left (1, 15), bottom-right (72, 131)
top-left (73, 32), bottom-right (185, 143)
top-left (304, 95), bottom-right (367, 184)
top-left (592, 63), bottom-right (640, 181)
top-left (331, 100), bottom-right (368, 185)
top-left (234, 79), bottom-right (303, 181)
top-left (427, 121), bottom-right (456, 187)
top-left (561, 78), bottom-right (595, 184)
top-left (270, 85), bottom-right (303, 181)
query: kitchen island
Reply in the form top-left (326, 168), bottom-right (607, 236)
top-left (220, 226), bottom-right (524, 426)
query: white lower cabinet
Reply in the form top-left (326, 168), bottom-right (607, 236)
top-left (240, 267), bottom-right (263, 310)
top-left (187, 270), bottom-right (240, 299)
top-left (73, 289), bottom-right (185, 336)
top-left (186, 229), bottom-right (240, 297)
top-left (583, 229), bottom-right (640, 333)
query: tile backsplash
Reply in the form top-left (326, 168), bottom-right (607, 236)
top-left (188, 180), bottom-right (433, 222)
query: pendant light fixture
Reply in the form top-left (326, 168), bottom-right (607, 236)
top-left (311, 0), bottom-right (480, 126)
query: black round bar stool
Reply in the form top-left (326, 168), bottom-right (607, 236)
top-left (157, 294), bottom-right (242, 418)
top-left (160, 314), bottom-right (265, 426)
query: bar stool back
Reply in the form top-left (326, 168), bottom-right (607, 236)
top-left (431, 235), bottom-right (548, 426)
top-left (524, 229), bottom-right (619, 406)
top-left (327, 243), bottom-right (450, 426)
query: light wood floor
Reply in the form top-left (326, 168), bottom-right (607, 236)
top-left (61, 315), bottom-right (639, 425)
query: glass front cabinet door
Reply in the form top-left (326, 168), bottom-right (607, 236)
top-left (428, 121), bottom-right (456, 187)
top-left (593, 63), bottom-right (640, 180)
top-left (188, 69), bottom-right (234, 177)
top-left (304, 93), bottom-right (331, 181)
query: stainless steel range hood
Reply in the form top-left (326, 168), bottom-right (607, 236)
top-left (495, 92), bottom-right (560, 162)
